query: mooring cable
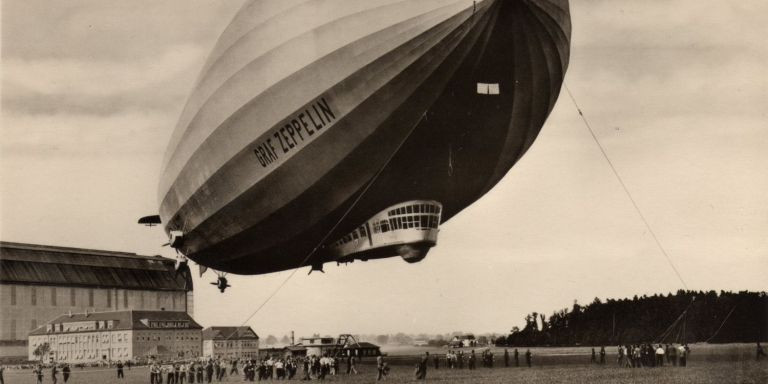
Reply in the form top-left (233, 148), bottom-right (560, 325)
top-left (564, 84), bottom-right (689, 290)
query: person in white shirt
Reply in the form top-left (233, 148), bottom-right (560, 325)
top-left (677, 344), bottom-right (687, 367)
top-left (655, 345), bottom-right (665, 366)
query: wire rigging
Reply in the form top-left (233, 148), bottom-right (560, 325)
top-left (654, 297), bottom-right (695, 344)
top-left (705, 305), bottom-right (737, 343)
top-left (563, 84), bottom-right (688, 290)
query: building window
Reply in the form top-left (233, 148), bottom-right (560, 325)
top-left (123, 290), bottom-right (128, 308)
top-left (31, 287), bottom-right (37, 306)
top-left (70, 288), bottom-right (76, 306)
top-left (107, 290), bottom-right (112, 308)
top-left (30, 319), bottom-right (37, 331)
top-left (10, 320), bottom-right (16, 340)
top-left (88, 289), bottom-right (94, 307)
top-left (10, 285), bottom-right (16, 306)
top-left (51, 287), bottom-right (57, 306)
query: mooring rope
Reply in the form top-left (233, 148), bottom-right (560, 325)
top-left (563, 84), bottom-right (689, 290)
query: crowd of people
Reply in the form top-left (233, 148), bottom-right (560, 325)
top-left (143, 354), bottom-right (364, 383)
top-left (7, 342), bottom-right (766, 383)
top-left (616, 343), bottom-right (690, 368)
top-left (30, 363), bottom-right (72, 384)
top-left (409, 348), bottom-right (535, 381)
top-left (436, 348), bottom-right (532, 370)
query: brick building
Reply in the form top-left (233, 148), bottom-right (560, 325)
top-left (28, 310), bottom-right (202, 363)
top-left (202, 326), bottom-right (259, 359)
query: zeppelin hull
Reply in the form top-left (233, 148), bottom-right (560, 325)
top-left (158, 0), bottom-right (571, 274)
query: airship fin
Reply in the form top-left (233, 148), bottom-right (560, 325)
top-left (138, 215), bottom-right (161, 227)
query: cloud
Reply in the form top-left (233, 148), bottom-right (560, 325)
top-left (573, 0), bottom-right (768, 52)
top-left (2, 0), bottom-right (244, 61)
top-left (1, 110), bottom-right (175, 156)
top-left (3, 44), bottom-right (205, 97)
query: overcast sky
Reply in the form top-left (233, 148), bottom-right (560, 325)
top-left (2, 0), bottom-right (766, 338)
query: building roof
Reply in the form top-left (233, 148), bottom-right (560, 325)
top-left (345, 342), bottom-right (380, 350)
top-left (202, 326), bottom-right (259, 340)
top-left (0, 241), bottom-right (190, 291)
top-left (285, 345), bottom-right (307, 352)
top-left (29, 310), bottom-right (202, 336)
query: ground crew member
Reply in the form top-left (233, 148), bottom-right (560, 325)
top-left (62, 364), bottom-right (70, 383)
top-left (376, 355), bottom-right (385, 381)
top-left (525, 349), bottom-right (532, 367)
top-left (51, 364), bottom-right (58, 384)
top-left (188, 362), bottom-right (196, 384)
top-left (117, 360), bottom-right (124, 379)
top-left (757, 342), bottom-right (767, 361)
top-left (600, 346), bottom-right (606, 364)
top-left (34, 365), bottom-right (43, 384)
top-left (656, 345), bottom-right (665, 366)
top-left (678, 345), bottom-right (687, 367)
top-left (419, 352), bottom-right (429, 380)
top-left (149, 362), bottom-right (157, 384)
top-left (514, 348), bottom-right (520, 367)
top-left (179, 364), bottom-right (187, 384)
top-left (205, 361), bottom-right (213, 383)
top-left (166, 363), bottom-right (175, 384)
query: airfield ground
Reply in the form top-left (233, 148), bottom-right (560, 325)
top-left (2, 343), bottom-right (765, 383)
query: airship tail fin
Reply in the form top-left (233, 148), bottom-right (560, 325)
top-left (138, 215), bottom-right (161, 227)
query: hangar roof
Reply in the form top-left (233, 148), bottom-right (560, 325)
top-left (0, 242), bottom-right (190, 291)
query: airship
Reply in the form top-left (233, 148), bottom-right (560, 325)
top-left (143, 0), bottom-right (571, 277)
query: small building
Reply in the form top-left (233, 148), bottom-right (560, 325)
top-left (0, 242), bottom-right (194, 358)
top-left (256, 345), bottom-right (309, 359)
top-left (298, 335), bottom-right (380, 358)
top-left (202, 326), bottom-right (259, 360)
top-left (285, 345), bottom-right (308, 357)
top-left (258, 347), bottom-right (289, 359)
top-left (342, 341), bottom-right (381, 358)
top-left (28, 310), bottom-right (202, 363)
top-left (300, 337), bottom-right (337, 357)
top-left (450, 334), bottom-right (477, 348)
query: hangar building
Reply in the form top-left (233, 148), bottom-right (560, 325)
top-left (0, 242), bottom-right (193, 358)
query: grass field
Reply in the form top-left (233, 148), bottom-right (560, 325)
top-left (3, 344), bottom-right (766, 383)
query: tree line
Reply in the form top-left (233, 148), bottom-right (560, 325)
top-left (500, 290), bottom-right (767, 347)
